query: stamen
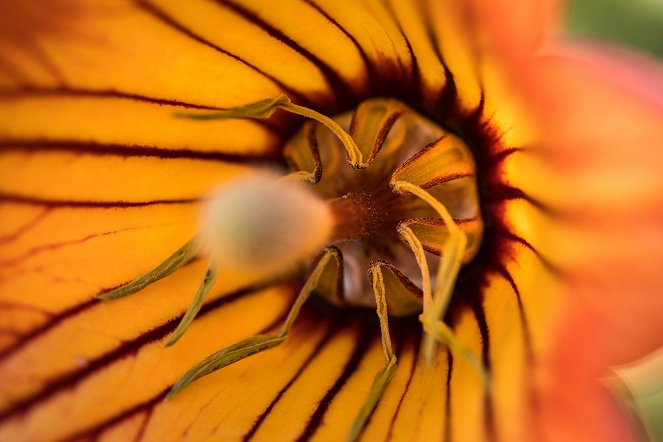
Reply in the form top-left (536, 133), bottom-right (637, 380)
top-left (98, 237), bottom-right (200, 300)
top-left (165, 262), bottom-right (219, 347)
top-left (346, 265), bottom-right (399, 442)
top-left (397, 224), bottom-right (433, 314)
top-left (420, 318), bottom-right (490, 388)
top-left (167, 248), bottom-right (336, 400)
top-left (392, 181), bottom-right (471, 362)
top-left (175, 94), bottom-right (364, 167)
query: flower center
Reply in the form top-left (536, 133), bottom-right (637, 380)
top-left (281, 97), bottom-right (483, 312)
top-left (101, 95), bottom-right (489, 426)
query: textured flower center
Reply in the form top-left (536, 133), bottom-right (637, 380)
top-left (282, 98), bottom-right (484, 312)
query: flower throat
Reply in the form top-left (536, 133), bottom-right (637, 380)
top-left (99, 95), bottom-right (486, 442)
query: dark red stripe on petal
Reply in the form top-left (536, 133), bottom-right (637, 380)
top-left (492, 147), bottom-right (528, 163)
top-left (132, 409), bottom-right (153, 442)
top-left (416, 0), bottom-right (460, 115)
top-left (385, 326), bottom-right (420, 441)
top-left (301, 0), bottom-right (376, 87)
top-left (0, 227), bottom-right (138, 268)
top-left (497, 228), bottom-right (563, 276)
top-left (420, 172), bottom-right (474, 190)
top-left (0, 85), bottom-right (285, 134)
top-left (469, 300), bottom-right (496, 442)
top-left (0, 299), bottom-right (97, 362)
top-left (0, 283), bottom-right (281, 423)
top-left (133, 0), bottom-right (312, 107)
top-left (241, 315), bottom-right (343, 441)
top-left (63, 388), bottom-right (169, 442)
top-left (0, 258), bottom-right (201, 362)
top-left (296, 320), bottom-right (374, 441)
top-left (380, 0), bottom-right (422, 100)
top-left (0, 208), bottom-right (51, 245)
top-left (59, 300), bottom-right (292, 441)
top-left (485, 184), bottom-right (553, 215)
top-left (490, 263), bottom-right (533, 363)
top-left (444, 349), bottom-right (454, 442)
top-left (0, 85), bottom-right (225, 110)
top-left (0, 139), bottom-right (281, 163)
top-left (0, 192), bottom-right (199, 208)
top-left (213, 0), bottom-right (356, 107)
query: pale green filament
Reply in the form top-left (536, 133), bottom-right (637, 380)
top-left (175, 94), bottom-right (363, 167)
top-left (98, 237), bottom-right (199, 300)
top-left (392, 180), bottom-right (488, 386)
top-left (167, 248), bottom-right (334, 400)
top-left (345, 265), bottom-right (400, 442)
top-left (165, 262), bottom-right (219, 347)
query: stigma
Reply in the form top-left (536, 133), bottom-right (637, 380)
top-left (200, 171), bottom-right (333, 277)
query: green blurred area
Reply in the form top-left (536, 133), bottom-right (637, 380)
top-left (636, 387), bottom-right (663, 442)
top-left (567, 0), bottom-right (663, 58)
top-left (612, 348), bottom-right (663, 442)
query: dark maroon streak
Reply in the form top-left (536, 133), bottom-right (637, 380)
top-left (444, 349), bottom-right (454, 442)
top-left (0, 192), bottom-right (199, 209)
top-left (0, 258), bottom-right (203, 363)
top-left (25, 41), bottom-right (65, 85)
top-left (60, 305), bottom-right (291, 442)
top-left (179, 394), bottom-right (218, 440)
top-left (132, 409), bottom-right (153, 442)
top-left (0, 85), bottom-right (223, 110)
top-left (492, 146), bottom-right (528, 163)
top-left (0, 283), bottom-right (283, 423)
top-left (0, 139), bottom-right (281, 163)
top-left (133, 0), bottom-right (312, 108)
top-left (204, 307), bottom-right (300, 438)
top-left (417, 0), bottom-right (460, 115)
top-left (0, 328), bottom-right (20, 337)
top-left (0, 299), bottom-right (96, 363)
top-left (0, 300), bottom-right (49, 316)
top-left (0, 208), bottom-right (50, 245)
top-left (0, 85), bottom-right (286, 134)
top-left (295, 322), bottom-right (375, 441)
top-left (497, 228), bottom-right (563, 277)
top-left (385, 327), bottom-right (421, 441)
top-left (0, 227), bottom-right (137, 268)
top-left (362, 321), bottom-right (407, 433)
top-left (67, 389), bottom-right (169, 442)
top-left (490, 262), bottom-right (534, 363)
top-left (380, 0), bottom-right (423, 101)
top-left (486, 184), bottom-right (553, 215)
top-left (301, 0), bottom-right (377, 86)
top-left (445, 88), bottom-right (549, 338)
top-left (490, 263), bottom-right (543, 442)
top-left (241, 316), bottom-right (342, 441)
top-left (214, 0), bottom-right (357, 109)
top-left (469, 299), bottom-right (496, 442)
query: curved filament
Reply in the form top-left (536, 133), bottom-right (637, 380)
top-left (175, 94), bottom-right (363, 167)
top-left (98, 236), bottom-right (200, 300)
top-left (167, 248), bottom-right (335, 399)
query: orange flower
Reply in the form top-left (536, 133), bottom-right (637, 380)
top-left (1, 1), bottom-right (662, 441)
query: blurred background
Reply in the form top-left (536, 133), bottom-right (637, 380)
top-left (567, 0), bottom-right (663, 440)
top-left (568, 0), bottom-right (663, 58)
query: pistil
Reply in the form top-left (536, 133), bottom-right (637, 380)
top-left (327, 192), bottom-right (396, 242)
